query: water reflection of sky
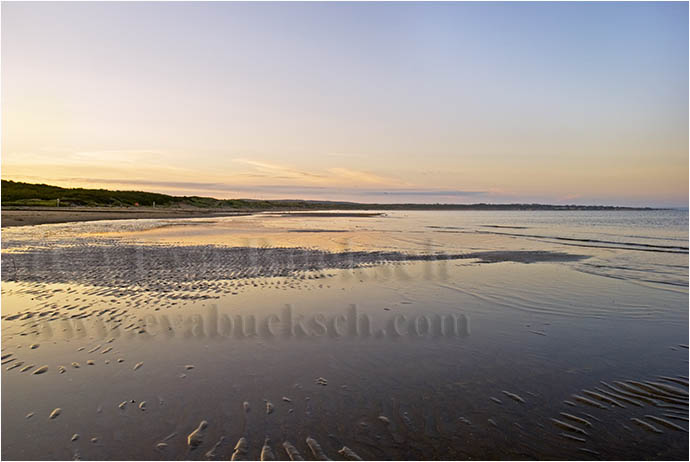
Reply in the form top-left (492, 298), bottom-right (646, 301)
top-left (1, 211), bottom-right (688, 460)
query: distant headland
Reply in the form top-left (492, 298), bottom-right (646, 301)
top-left (2, 179), bottom-right (661, 213)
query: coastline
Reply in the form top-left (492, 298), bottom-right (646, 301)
top-left (1, 204), bottom-right (667, 228)
top-left (0, 206), bottom-right (257, 228)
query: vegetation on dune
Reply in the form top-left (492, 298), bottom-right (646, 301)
top-left (1, 180), bottom-right (656, 210)
top-left (0, 180), bottom-right (340, 209)
top-left (2, 180), bottom-right (176, 207)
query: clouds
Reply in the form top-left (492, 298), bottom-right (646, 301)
top-left (231, 158), bottom-right (404, 187)
top-left (1, 2), bottom-right (687, 207)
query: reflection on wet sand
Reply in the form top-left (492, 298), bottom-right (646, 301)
top-left (1, 211), bottom-right (688, 459)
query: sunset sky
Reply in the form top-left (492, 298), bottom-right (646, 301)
top-left (2, 2), bottom-right (688, 206)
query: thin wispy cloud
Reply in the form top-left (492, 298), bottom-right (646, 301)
top-left (327, 167), bottom-right (394, 185)
top-left (231, 158), bottom-right (326, 181)
top-left (368, 190), bottom-right (486, 197)
top-left (232, 158), bottom-right (404, 188)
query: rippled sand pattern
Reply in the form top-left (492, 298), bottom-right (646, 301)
top-left (1, 211), bottom-right (687, 460)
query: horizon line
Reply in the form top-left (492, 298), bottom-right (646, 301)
top-left (1, 179), bottom-right (679, 210)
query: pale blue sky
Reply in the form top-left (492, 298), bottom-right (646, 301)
top-left (2, 2), bottom-right (688, 206)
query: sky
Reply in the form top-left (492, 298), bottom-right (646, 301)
top-left (2, 2), bottom-right (688, 207)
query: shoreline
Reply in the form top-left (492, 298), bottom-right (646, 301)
top-left (0, 207), bottom-right (388, 228)
top-left (0, 204), bottom-right (673, 228)
top-left (0, 206), bottom-right (259, 228)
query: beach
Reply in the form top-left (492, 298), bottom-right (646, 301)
top-left (1, 207), bottom-right (260, 228)
top-left (3, 1), bottom-right (687, 459)
top-left (1, 210), bottom-right (688, 460)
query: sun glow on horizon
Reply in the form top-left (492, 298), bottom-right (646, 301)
top-left (2, 2), bottom-right (687, 207)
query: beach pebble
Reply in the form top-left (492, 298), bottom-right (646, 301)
top-left (502, 390), bottom-right (525, 403)
top-left (32, 365), bottom-right (48, 375)
top-left (231, 437), bottom-right (248, 460)
top-left (282, 441), bottom-right (304, 461)
top-left (260, 438), bottom-right (276, 461)
top-left (49, 408), bottom-right (61, 419)
top-left (306, 437), bottom-right (331, 461)
top-left (339, 446), bottom-right (363, 461)
top-left (7, 362), bottom-right (23, 371)
top-left (187, 420), bottom-right (208, 448)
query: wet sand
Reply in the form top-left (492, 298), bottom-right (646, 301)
top-left (1, 208), bottom-right (385, 228)
top-left (1, 207), bottom-right (261, 228)
top-left (1, 211), bottom-right (687, 460)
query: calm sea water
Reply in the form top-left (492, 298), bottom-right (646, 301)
top-left (2, 210), bottom-right (688, 460)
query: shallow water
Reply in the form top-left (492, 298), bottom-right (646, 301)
top-left (2, 210), bottom-right (688, 460)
